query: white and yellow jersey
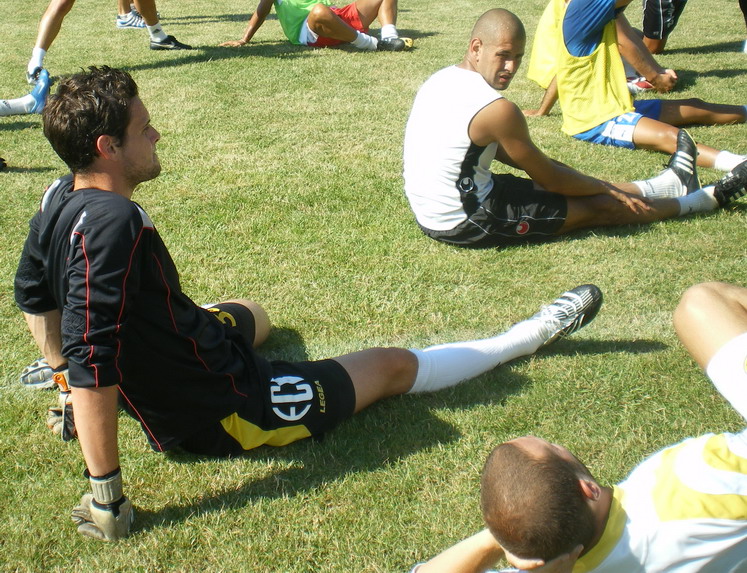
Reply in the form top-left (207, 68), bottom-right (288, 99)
top-left (576, 431), bottom-right (747, 572)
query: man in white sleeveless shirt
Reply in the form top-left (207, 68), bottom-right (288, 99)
top-left (403, 8), bottom-right (747, 249)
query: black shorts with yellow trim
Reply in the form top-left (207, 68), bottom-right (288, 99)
top-left (420, 174), bottom-right (567, 249)
top-left (180, 358), bottom-right (356, 456)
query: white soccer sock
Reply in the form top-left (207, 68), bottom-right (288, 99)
top-left (714, 151), bottom-right (747, 172)
top-left (380, 24), bottom-right (398, 40)
top-left (676, 186), bottom-right (718, 216)
top-left (634, 169), bottom-right (684, 199)
top-left (147, 23), bottom-right (167, 42)
top-left (28, 48), bottom-right (46, 77)
top-left (407, 318), bottom-right (556, 393)
top-left (0, 94), bottom-right (36, 116)
top-left (352, 31), bottom-right (378, 50)
top-left (706, 332), bottom-right (747, 421)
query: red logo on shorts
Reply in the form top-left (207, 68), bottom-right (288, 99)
top-left (516, 221), bottom-right (530, 235)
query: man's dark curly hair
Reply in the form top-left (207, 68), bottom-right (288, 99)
top-left (43, 66), bottom-right (139, 173)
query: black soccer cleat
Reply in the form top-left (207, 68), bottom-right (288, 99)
top-left (667, 129), bottom-right (700, 194)
top-left (377, 37), bottom-right (413, 51)
top-left (532, 284), bottom-right (603, 347)
top-left (150, 35), bottom-right (192, 50)
top-left (713, 159), bottom-right (747, 207)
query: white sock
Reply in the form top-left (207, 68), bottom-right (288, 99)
top-left (676, 186), bottom-right (718, 216)
top-left (28, 47), bottom-right (46, 76)
top-left (407, 318), bottom-right (556, 393)
top-left (634, 169), bottom-right (684, 199)
top-left (351, 31), bottom-right (377, 50)
top-left (147, 23), bottom-right (167, 42)
top-left (714, 151), bottom-right (747, 172)
top-left (705, 332), bottom-right (747, 421)
top-left (0, 94), bottom-right (36, 116)
top-left (380, 24), bottom-right (398, 40)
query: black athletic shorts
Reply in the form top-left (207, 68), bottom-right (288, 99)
top-left (180, 302), bottom-right (356, 456)
top-left (642, 0), bottom-right (688, 39)
top-left (420, 174), bottom-right (567, 248)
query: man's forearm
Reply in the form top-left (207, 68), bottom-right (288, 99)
top-left (23, 310), bottom-right (66, 369)
top-left (615, 15), bottom-right (664, 81)
top-left (417, 529), bottom-right (505, 573)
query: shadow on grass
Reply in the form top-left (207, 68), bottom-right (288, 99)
top-left (136, 335), bottom-right (652, 534)
top-left (1, 165), bottom-right (59, 174)
top-left (669, 68), bottom-right (747, 89)
top-left (665, 40), bottom-right (747, 55)
top-left (120, 27), bottom-right (438, 74)
top-left (0, 120), bottom-right (40, 131)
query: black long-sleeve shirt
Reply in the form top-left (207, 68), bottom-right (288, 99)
top-left (15, 175), bottom-right (272, 451)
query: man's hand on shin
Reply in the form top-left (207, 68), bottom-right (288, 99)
top-left (606, 185), bottom-right (652, 214)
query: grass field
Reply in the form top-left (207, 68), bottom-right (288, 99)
top-left (1, 0), bottom-right (746, 570)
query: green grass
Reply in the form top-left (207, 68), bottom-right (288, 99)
top-left (1, 0), bottom-right (747, 570)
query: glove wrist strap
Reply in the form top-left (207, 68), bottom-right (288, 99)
top-left (88, 468), bottom-right (124, 505)
top-left (52, 369), bottom-right (70, 392)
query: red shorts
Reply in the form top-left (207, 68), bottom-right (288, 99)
top-left (308, 3), bottom-right (368, 47)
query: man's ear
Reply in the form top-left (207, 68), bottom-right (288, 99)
top-left (468, 37), bottom-right (483, 59)
top-left (578, 478), bottom-right (601, 501)
top-left (95, 134), bottom-right (118, 161)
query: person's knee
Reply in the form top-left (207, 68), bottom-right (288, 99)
top-left (673, 282), bottom-right (725, 330)
top-left (48, 0), bottom-right (76, 16)
top-left (228, 298), bottom-right (271, 346)
top-left (371, 347), bottom-right (419, 392)
top-left (308, 3), bottom-right (333, 28)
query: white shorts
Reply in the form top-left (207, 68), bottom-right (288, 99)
top-left (298, 17), bottom-right (316, 45)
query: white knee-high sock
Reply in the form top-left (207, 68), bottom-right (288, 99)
top-left (0, 94), bottom-right (37, 116)
top-left (352, 31), bottom-right (378, 50)
top-left (705, 332), bottom-right (747, 421)
top-left (676, 186), bottom-right (718, 215)
top-left (714, 151), bottom-right (747, 172)
top-left (407, 318), bottom-right (555, 393)
top-left (28, 48), bottom-right (45, 76)
top-left (634, 168), bottom-right (684, 199)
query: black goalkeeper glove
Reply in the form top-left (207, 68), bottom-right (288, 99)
top-left (71, 468), bottom-right (134, 541)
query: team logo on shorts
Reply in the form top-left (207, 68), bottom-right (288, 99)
top-left (516, 220), bottom-right (530, 235)
top-left (458, 177), bottom-right (476, 193)
top-left (270, 375), bottom-right (315, 422)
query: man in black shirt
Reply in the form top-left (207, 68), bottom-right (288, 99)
top-left (15, 66), bottom-right (602, 541)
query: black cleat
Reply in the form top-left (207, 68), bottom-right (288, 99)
top-left (713, 160), bottom-right (747, 207)
top-left (377, 37), bottom-right (413, 51)
top-left (532, 284), bottom-right (603, 347)
top-left (150, 35), bottom-right (192, 50)
top-left (667, 129), bottom-right (700, 194)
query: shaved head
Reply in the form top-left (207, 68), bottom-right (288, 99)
top-left (470, 8), bottom-right (525, 45)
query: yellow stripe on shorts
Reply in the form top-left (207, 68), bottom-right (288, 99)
top-left (220, 412), bottom-right (312, 449)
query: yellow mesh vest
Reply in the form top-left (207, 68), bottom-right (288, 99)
top-left (556, 0), bottom-right (634, 136)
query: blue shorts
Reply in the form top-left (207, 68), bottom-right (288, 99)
top-left (572, 100), bottom-right (663, 148)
